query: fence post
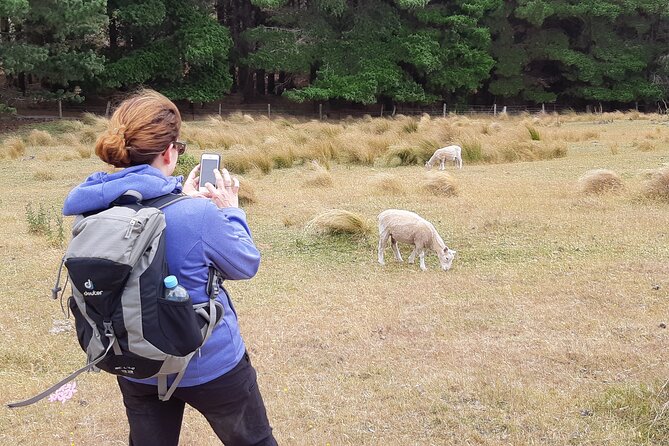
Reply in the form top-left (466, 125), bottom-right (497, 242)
top-left (442, 103), bottom-right (446, 117)
top-left (319, 103), bottom-right (323, 120)
top-left (541, 103), bottom-right (546, 114)
top-left (493, 103), bottom-right (497, 116)
top-left (267, 103), bottom-right (271, 119)
top-left (218, 103), bottom-right (222, 117)
top-left (58, 99), bottom-right (62, 119)
top-left (380, 104), bottom-right (384, 117)
top-left (392, 105), bottom-right (396, 116)
top-left (105, 100), bottom-right (111, 118)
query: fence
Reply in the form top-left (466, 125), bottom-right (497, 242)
top-left (10, 99), bottom-right (654, 122)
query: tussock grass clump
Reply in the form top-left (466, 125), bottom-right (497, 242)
top-left (538, 141), bottom-right (568, 159)
top-left (39, 148), bottom-right (82, 161)
top-left (270, 146), bottom-right (296, 169)
top-left (183, 126), bottom-right (238, 150)
top-left (420, 172), bottom-right (459, 196)
top-left (461, 140), bottom-right (483, 163)
top-left (384, 144), bottom-right (423, 167)
top-left (75, 145), bottom-right (92, 158)
top-left (33, 170), bottom-right (55, 181)
top-left (369, 173), bottom-right (406, 195)
top-left (305, 209), bottom-right (372, 237)
top-left (578, 169), bottom-right (624, 195)
top-left (303, 169), bottom-right (333, 188)
top-left (0, 136), bottom-right (26, 159)
top-left (526, 125), bottom-right (541, 141)
top-left (81, 112), bottom-right (107, 127)
top-left (26, 129), bottom-right (56, 146)
top-left (223, 146), bottom-right (272, 174)
top-left (296, 138), bottom-right (337, 163)
top-left (641, 166), bottom-right (669, 201)
top-left (401, 119), bottom-right (419, 133)
top-left (636, 140), bottom-right (656, 152)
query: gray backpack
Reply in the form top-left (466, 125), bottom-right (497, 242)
top-left (8, 192), bottom-right (224, 408)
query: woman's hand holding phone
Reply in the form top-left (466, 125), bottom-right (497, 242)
top-left (184, 164), bottom-right (239, 208)
top-left (205, 168), bottom-right (239, 209)
top-left (182, 164), bottom-right (204, 197)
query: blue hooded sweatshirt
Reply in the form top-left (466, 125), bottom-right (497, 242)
top-left (63, 164), bottom-right (260, 387)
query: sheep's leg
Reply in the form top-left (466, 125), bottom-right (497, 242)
top-left (439, 159), bottom-right (445, 170)
top-left (408, 246), bottom-right (418, 264)
top-left (419, 250), bottom-right (427, 271)
top-left (378, 230), bottom-right (390, 265)
top-left (390, 236), bottom-right (403, 262)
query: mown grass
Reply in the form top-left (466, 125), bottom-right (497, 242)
top-left (1, 112), bottom-right (668, 446)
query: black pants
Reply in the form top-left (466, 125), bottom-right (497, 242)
top-left (117, 353), bottom-right (277, 446)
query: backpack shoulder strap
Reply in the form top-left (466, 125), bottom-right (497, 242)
top-left (142, 193), bottom-right (191, 210)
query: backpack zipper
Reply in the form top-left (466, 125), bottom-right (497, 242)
top-left (124, 219), bottom-right (137, 238)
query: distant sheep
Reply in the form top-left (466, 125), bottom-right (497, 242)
top-left (378, 209), bottom-right (456, 271)
top-left (425, 145), bottom-right (463, 170)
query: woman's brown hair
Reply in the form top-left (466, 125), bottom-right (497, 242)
top-left (95, 90), bottom-right (182, 168)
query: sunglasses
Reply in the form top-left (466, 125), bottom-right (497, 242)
top-left (172, 141), bottom-right (187, 155)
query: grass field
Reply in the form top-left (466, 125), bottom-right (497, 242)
top-left (1, 112), bottom-right (668, 445)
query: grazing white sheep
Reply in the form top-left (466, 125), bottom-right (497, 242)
top-left (378, 209), bottom-right (456, 271)
top-left (425, 145), bottom-right (463, 170)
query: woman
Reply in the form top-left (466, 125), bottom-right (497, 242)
top-left (62, 90), bottom-right (277, 446)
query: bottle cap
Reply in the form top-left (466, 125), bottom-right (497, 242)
top-left (164, 275), bottom-right (178, 288)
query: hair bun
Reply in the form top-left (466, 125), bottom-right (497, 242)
top-left (95, 132), bottom-right (131, 168)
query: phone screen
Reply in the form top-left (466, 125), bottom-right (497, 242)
top-left (200, 155), bottom-right (220, 189)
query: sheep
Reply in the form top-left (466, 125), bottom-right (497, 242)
top-left (425, 145), bottom-right (463, 170)
top-left (377, 209), bottom-right (456, 271)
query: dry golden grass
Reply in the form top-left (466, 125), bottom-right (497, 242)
top-left (303, 168), bottom-right (334, 188)
top-left (237, 177), bottom-right (257, 206)
top-left (420, 171), bottom-right (459, 196)
top-left (25, 129), bottom-right (56, 146)
top-left (578, 169), bottom-right (625, 195)
top-left (304, 209), bottom-right (372, 237)
top-left (2, 113), bottom-right (669, 446)
top-left (369, 172), bottom-right (406, 195)
top-left (641, 166), bottom-right (669, 202)
top-left (0, 136), bottom-right (26, 159)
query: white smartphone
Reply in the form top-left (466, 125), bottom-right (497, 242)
top-left (199, 153), bottom-right (221, 192)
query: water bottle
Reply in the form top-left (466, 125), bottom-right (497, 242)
top-left (163, 275), bottom-right (190, 302)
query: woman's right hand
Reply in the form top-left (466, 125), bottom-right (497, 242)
top-left (204, 168), bottom-right (239, 208)
top-left (183, 164), bottom-right (204, 197)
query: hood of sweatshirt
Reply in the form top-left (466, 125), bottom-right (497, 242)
top-left (62, 164), bottom-right (183, 215)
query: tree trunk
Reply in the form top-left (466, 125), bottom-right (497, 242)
top-left (256, 69), bottom-right (266, 95)
top-left (267, 72), bottom-right (276, 95)
top-left (217, 0), bottom-right (264, 102)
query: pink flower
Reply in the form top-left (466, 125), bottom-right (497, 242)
top-left (48, 381), bottom-right (77, 404)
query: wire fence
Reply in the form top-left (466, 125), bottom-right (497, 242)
top-left (9, 99), bottom-right (655, 122)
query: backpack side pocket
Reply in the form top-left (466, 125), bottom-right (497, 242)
top-left (156, 298), bottom-right (203, 356)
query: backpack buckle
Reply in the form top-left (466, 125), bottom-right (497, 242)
top-left (103, 321), bottom-right (114, 337)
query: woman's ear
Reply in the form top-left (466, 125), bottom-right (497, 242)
top-left (159, 143), bottom-right (175, 165)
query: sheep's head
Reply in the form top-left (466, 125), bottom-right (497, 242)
top-left (438, 247), bottom-right (456, 271)
top-left (425, 161), bottom-right (433, 170)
